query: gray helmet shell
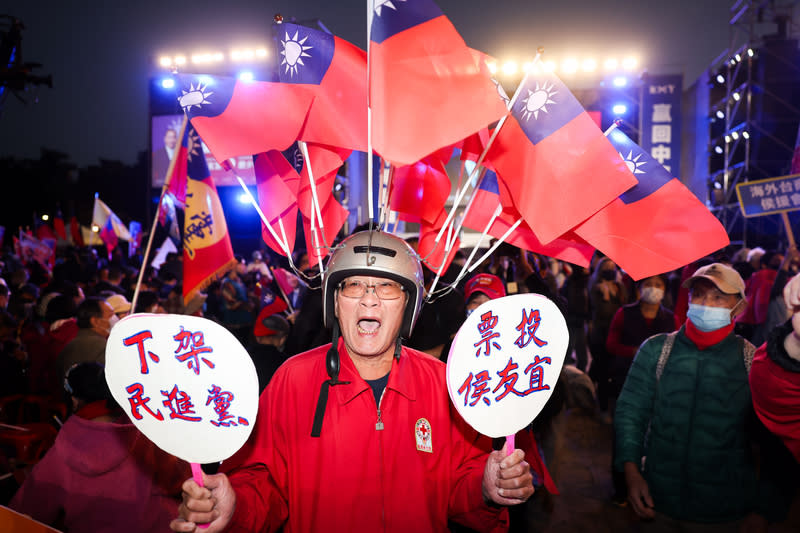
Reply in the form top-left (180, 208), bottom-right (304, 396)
top-left (323, 230), bottom-right (424, 338)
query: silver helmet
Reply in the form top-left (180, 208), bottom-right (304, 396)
top-left (322, 230), bottom-right (424, 338)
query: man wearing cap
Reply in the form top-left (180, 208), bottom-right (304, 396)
top-left (171, 230), bottom-right (533, 532)
top-left (614, 263), bottom-right (783, 529)
top-left (465, 273), bottom-right (507, 317)
top-left (105, 293), bottom-right (131, 320)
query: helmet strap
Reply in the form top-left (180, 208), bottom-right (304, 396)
top-left (311, 322), bottom-right (350, 438)
top-left (394, 336), bottom-right (402, 361)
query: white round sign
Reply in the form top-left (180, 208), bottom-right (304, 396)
top-left (105, 314), bottom-right (259, 464)
top-left (446, 293), bottom-right (568, 438)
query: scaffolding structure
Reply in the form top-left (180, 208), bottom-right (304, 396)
top-left (708, 0), bottom-right (800, 248)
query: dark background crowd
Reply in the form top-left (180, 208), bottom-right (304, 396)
top-left (1, 224), bottom-right (799, 531)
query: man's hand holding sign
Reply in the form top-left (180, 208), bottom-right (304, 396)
top-left (105, 314), bottom-right (258, 532)
top-left (448, 293), bottom-right (568, 504)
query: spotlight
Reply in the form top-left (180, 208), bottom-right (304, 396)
top-left (161, 78), bottom-right (175, 89)
top-left (731, 131), bottom-right (739, 140)
top-left (621, 56), bottom-right (638, 70)
top-left (716, 110), bottom-right (724, 119)
top-left (742, 131), bottom-right (750, 139)
top-left (542, 60), bottom-right (556, 72)
top-left (159, 56), bottom-right (173, 68)
top-left (732, 92), bottom-right (741, 101)
top-left (612, 76), bottom-right (628, 87)
top-left (581, 58), bottom-right (597, 72)
top-left (238, 71), bottom-right (254, 82)
top-left (747, 48), bottom-right (754, 57)
top-left (91, 224), bottom-right (100, 233)
top-left (612, 103), bottom-right (627, 115)
top-left (714, 145), bottom-right (723, 154)
top-left (487, 61), bottom-right (498, 74)
top-left (714, 181), bottom-right (723, 189)
top-left (238, 193), bottom-right (251, 204)
top-left (603, 58), bottom-right (618, 71)
top-left (725, 135), bottom-right (731, 143)
top-left (716, 74), bottom-right (725, 84)
top-left (562, 58), bottom-right (578, 74)
top-left (735, 53), bottom-right (742, 62)
top-left (501, 60), bottom-right (518, 76)
top-left (41, 214), bottom-right (49, 221)
top-left (174, 56), bottom-right (186, 66)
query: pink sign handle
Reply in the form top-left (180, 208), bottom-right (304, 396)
top-left (505, 434), bottom-right (515, 456)
top-left (191, 462), bottom-right (210, 529)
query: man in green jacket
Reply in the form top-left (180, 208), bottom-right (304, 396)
top-left (615, 262), bottom-right (782, 531)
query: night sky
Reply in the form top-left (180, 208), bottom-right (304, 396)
top-left (1, 0), bottom-right (733, 168)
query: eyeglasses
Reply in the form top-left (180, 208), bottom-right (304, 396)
top-left (338, 280), bottom-right (405, 300)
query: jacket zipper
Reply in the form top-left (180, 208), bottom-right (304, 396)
top-left (376, 387), bottom-right (387, 532)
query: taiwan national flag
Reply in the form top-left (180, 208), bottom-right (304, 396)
top-left (418, 209), bottom-right (461, 275)
top-left (275, 22), bottom-right (368, 152)
top-left (462, 170), bottom-right (595, 267)
top-left (390, 155), bottom-right (452, 225)
top-left (253, 151), bottom-right (300, 258)
top-left (487, 70), bottom-right (637, 245)
top-left (369, 0), bottom-right (507, 166)
top-left (176, 74), bottom-right (315, 163)
top-left (303, 194), bottom-right (349, 268)
top-left (183, 127), bottom-right (237, 305)
top-left (574, 129), bottom-right (730, 280)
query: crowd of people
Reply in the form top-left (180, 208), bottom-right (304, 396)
top-left (0, 226), bottom-right (799, 532)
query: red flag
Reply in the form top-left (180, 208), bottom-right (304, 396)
top-left (176, 74), bottom-right (315, 163)
top-left (276, 23), bottom-right (368, 152)
top-left (253, 151), bottom-right (300, 258)
top-left (487, 71), bottom-right (636, 245)
top-left (418, 209), bottom-right (461, 275)
top-left (69, 216), bottom-right (84, 247)
top-left (574, 129), bottom-right (730, 280)
top-left (295, 143), bottom-right (351, 220)
top-left (304, 195), bottom-right (349, 268)
top-left (369, 0), bottom-right (507, 166)
top-left (99, 217), bottom-right (118, 255)
top-left (183, 127), bottom-right (238, 304)
top-left (462, 170), bottom-right (594, 267)
top-left (390, 157), bottom-right (451, 224)
top-left (53, 210), bottom-right (67, 242)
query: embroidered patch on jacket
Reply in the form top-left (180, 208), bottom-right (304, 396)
top-left (415, 417), bottom-right (432, 453)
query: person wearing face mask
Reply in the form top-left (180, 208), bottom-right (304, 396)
top-left (588, 258), bottom-right (627, 421)
top-left (614, 263), bottom-right (787, 530)
top-left (55, 297), bottom-right (115, 384)
top-left (604, 275), bottom-right (675, 506)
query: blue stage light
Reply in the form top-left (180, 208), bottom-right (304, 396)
top-left (238, 71), bottom-right (254, 82)
top-left (161, 78), bottom-right (175, 89)
top-left (612, 76), bottom-right (627, 87)
top-left (612, 103), bottom-right (627, 115)
top-left (238, 193), bottom-right (251, 204)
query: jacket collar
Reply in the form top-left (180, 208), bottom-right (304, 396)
top-left (334, 338), bottom-right (417, 405)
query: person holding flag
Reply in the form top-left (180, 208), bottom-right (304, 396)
top-left (170, 230), bottom-right (534, 532)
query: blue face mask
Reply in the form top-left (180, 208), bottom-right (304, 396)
top-left (687, 303), bottom-right (733, 332)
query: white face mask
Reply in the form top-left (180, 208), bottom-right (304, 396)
top-left (640, 287), bottom-right (664, 304)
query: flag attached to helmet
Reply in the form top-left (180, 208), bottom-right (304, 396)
top-left (275, 22), bottom-right (368, 152)
top-left (183, 127), bottom-right (238, 304)
top-left (487, 70), bottom-right (637, 245)
top-left (462, 169), bottom-right (594, 267)
top-left (176, 74), bottom-right (315, 163)
top-left (369, 0), bottom-right (507, 166)
top-left (574, 128), bottom-right (730, 280)
top-left (253, 151), bottom-right (300, 258)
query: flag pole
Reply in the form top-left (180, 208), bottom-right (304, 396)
top-left (297, 141), bottom-right (329, 251)
top-left (425, 216), bottom-right (459, 299)
top-left (234, 175), bottom-right (292, 258)
top-left (366, 0), bottom-right (375, 222)
top-left (467, 217), bottom-right (524, 275)
top-left (131, 115), bottom-right (189, 314)
top-left (432, 52), bottom-right (541, 246)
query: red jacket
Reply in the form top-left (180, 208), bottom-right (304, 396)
top-left (750, 336), bottom-right (800, 462)
top-left (222, 339), bottom-right (507, 532)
